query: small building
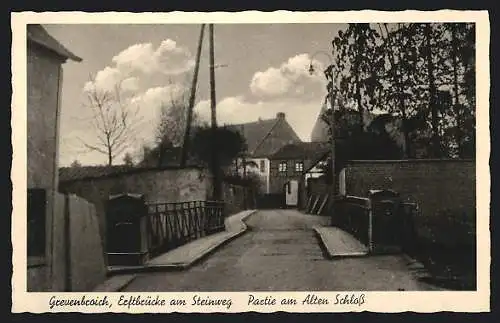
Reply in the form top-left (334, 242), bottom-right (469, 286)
top-left (28, 24), bottom-right (82, 191)
top-left (268, 141), bottom-right (330, 208)
top-left (227, 112), bottom-right (302, 194)
top-left (27, 24), bottom-right (82, 291)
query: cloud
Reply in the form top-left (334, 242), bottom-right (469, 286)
top-left (84, 39), bottom-right (194, 94)
top-left (250, 53), bottom-right (327, 99)
top-left (130, 84), bottom-right (186, 110)
top-left (112, 39), bottom-right (194, 76)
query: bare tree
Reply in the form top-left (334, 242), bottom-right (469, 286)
top-left (70, 160), bottom-right (82, 168)
top-left (79, 76), bottom-right (143, 166)
top-left (123, 152), bottom-right (135, 166)
top-left (155, 79), bottom-right (201, 147)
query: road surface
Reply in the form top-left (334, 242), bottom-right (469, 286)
top-left (124, 210), bottom-right (436, 291)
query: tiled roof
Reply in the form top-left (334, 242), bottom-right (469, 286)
top-left (27, 24), bottom-right (82, 62)
top-left (225, 118), bottom-right (278, 155)
top-left (270, 142), bottom-right (331, 160)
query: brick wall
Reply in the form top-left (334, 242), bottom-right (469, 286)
top-left (344, 160), bottom-right (476, 223)
top-left (27, 44), bottom-right (62, 190)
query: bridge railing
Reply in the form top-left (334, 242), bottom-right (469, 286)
top-left (332, 195), bottom-right (371, 246)
top-left (331, 192), bottom-right (419, 253)
top-left (146, 200), bottom-right (225, 257)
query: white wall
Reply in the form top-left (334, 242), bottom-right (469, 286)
top-left (236, 158), bottom-right (270, 194)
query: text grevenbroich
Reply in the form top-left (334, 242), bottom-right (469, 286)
top-left (49, 295), bottom-right (111, 309)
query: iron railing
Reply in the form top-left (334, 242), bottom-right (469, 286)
top-left (333, 195), bottom-right (371, 246)
top-left (146, 200), bottom-right (225, 257)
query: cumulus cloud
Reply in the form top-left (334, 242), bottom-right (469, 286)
top-left (112, 39), bottom-right (195, 76)
top-left (250, 54), bottom-right (327, 99)
top-left (83, 39), bottom-right (194, 94)
top-left (130, 84), bottom-right (186, 110)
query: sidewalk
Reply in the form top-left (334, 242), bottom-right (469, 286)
top-left (93, 209), bottom-right (257, 292)
top-left (313, 225), bottom-right (369, 258)
top-left (313, 225), bottom-right (445, 291)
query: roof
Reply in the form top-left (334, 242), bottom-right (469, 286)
top-left (27, 24), bottom-right (82, 62)
top-left (226, 118), bottom-right (277, 155)
top-left (59, 165), bottom-right (136, 182)
top-left (59, 164), bottom-right (202, 183)
top-left (270, 142), bottom-right (330, 160)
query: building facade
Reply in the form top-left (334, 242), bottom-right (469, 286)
top-left (228, 112), bottom-right (302, 194)
top-left (27, 24), bottom-right (82, 291)
top-left (268, 142), bottom-right (330, 204)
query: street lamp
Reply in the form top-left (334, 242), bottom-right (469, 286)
top-left (308, 51), bottom-right (336, 195)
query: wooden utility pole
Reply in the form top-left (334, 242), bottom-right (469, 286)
top-left (180, 24), bottom-right (205, 167)
top-left (209, 24), bottom-right (221, 200)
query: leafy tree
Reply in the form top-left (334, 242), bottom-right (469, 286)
top-left (190, 125), bottom-right (247, 169)
top-left (325, 23), bottom-right (475, 160)
top-left (328, 24), bottom-right (384, 128)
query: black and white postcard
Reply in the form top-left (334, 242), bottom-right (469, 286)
top-left (11, 10), bottom-right (490, 313)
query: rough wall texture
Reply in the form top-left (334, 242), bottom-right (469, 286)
top-left (28, 191), bottom-right (106, 292)
top-left (344, 160), bottom-right (476, 221)
top-left (27, 44), bottom-right (61, 190)
top-left (59, 168), bottom-right (212, 254)
top-left (67, 194), bottom-right (107, 292)
top-left (27, 266), bottom-right (49, 292)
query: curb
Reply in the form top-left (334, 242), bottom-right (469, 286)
top-left (105, 210), bottom-right (257, 279)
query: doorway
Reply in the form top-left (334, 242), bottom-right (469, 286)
top-left (285, 180), bottom-right (299, 207)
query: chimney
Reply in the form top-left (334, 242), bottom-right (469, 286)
top-left (276, 112), bottom-right (285, 120)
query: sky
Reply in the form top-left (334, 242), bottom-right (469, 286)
top-left (43, 23), bottom-right (347, 166)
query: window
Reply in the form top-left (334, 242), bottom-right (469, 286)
top-left (260, 160), bottom-right (266, 172)
top-left (295, 161), bottom-right (304, 173)
top-left (278, 161), bottom-right (287, 174)
top-left (28, 189), bottom-right (47, 258)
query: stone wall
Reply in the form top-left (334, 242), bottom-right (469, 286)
top-left (59, 167), bottom-right (212, 255)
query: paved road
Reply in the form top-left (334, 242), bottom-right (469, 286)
top-left (124, 210), bottom-right (436, 291)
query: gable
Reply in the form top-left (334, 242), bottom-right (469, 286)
top-left (27, 24), bottom-right (82, 62)
top-left (226, 119), bottom-right (276, 155)
top-left (252, 118), bottom-right (302, 157)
